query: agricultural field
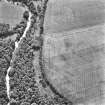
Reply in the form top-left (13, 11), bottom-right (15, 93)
top-left (43, 24), bottom-right (105, 105)
top-left (0, 0), bottom-right (105, 105)
top-left (44, 0), bottom-right (105, 33)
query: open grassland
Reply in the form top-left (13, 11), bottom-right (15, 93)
top-left (0, 1), bottom-right (25, 28)
top-left (43, 23), bottom-right (105, 105)
top-left (44, 0), bottom-right (105, 34)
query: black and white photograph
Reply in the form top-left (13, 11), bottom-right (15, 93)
top-left (0, 0), bottom-right (105, 105)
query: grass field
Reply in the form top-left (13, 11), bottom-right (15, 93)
top-left (44, 0), bottom-right (105, 34)
top-left (0, 1), bottom-right (25, 28)
top-left (43, 23), bottom-right (105, 104)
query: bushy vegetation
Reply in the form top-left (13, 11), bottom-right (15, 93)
top-left (2, 0), bottom-right (73, 105)
top-left (0, 39), bottom-right (15, 105)
top-left (0, 23), bottom-right (13, 38)
top-left (0, 12), bottom-right (27, 39)
top-left (23, 11), bottom-right (29, 21)
top-left (8, 29), bottom-right (72, 105)
top-left (9, 98), bottom-right (20, 105)
top-left (0, 23), bottom-right (10, 33)
top-left (8, 36), bottom-right (40, 104)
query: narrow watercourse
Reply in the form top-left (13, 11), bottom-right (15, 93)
top-left (5, 7), bottom-right (32, 104)
top-left (4, 0), bottom-right (73, 105)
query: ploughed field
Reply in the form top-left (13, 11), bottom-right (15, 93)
top-left (43, 24), bottom-right (105, 104)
